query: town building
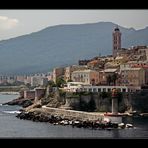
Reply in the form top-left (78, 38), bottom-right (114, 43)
top-left (99, 68), bottom-right (118, 85)
top-left (31, 76), bottom-right (48, 87)
top-left (53, 67), bottom-right (65, 83)
top-left (120, 67), bottom-right (145, 86)
top-left (112, 26), bottom-right (122, 58)
top-left (87, 59), bottom-right (104, 70)
top-left (64, 65), bottom-right (88, 82)
top-left (16, 75), bottom-right (26, 83)
top-left (71, 69), bottom-right (100, 85)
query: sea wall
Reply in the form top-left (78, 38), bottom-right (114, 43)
top-left (24, 90), bottom-right (35, 99)
top-left (64, 90), bottom-right (148, 113)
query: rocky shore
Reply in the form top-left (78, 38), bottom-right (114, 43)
top-left (3, 97), bottom-right (34, 108)
top-left (16, 108), bottom-right (133, 130)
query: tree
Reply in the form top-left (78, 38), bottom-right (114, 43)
top-left (111, 73), bottom-right (118, 86)
top-left (48, 81), bottom-right (57, 87)
top-left (67, 79), bottom-right (73, 82)
top-left (56, 77), bottom-right (66, 87)
top-left (106, 75), bottom-right (112, 86)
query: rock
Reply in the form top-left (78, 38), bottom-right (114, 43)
top-left (22, 100), bottom-right (33, 108)
top-left (4, 97), bottom-right (34, 108)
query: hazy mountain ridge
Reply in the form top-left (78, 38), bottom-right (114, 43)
top-left (0, 22), bottom-right (148, 75)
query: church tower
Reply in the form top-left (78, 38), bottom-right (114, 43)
top-left (112, 26), bottom-right (121, 57)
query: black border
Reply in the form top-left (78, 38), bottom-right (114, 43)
top-left (0, 0), bottom-right (148, 9)
top-left (0, 1), bottom-right (148, 147)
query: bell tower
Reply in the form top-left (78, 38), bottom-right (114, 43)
top-left (112, 26), bottom-right (121, 57)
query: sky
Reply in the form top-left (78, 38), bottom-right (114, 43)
top-left (0, 10), bottom-right (148, 41)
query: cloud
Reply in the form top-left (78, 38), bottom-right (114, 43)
top-left (0, 16), bottom-right (19, 30)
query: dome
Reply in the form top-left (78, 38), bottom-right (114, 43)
top-left (114, 26), bottom-right (120, 31)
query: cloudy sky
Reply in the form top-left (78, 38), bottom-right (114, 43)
top-left (0, 10), bottom-right (148, 41)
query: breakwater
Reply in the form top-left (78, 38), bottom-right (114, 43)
top-left (16, 107), bottom-right (133, 129)
top-left (41, 106), bottom-right (104, 121)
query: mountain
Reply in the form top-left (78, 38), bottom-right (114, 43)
top-left (0, 22), bottom-right (148, 75)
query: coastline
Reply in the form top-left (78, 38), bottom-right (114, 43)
top-left (16, 106), bottom-right (135, 129)
top-left (0, 92), bottom-right (19, 95)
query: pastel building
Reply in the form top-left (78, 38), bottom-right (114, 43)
top-left (71, 69), bottom-right (100, 85)
top-left (131, 62), bottom-right (148, 85)
top-left (64, 65), bottom-right (88, 82)
top-left (120, 67), bottom-right (145, 86)
top-left (53, 67), bottom-right (65, 83)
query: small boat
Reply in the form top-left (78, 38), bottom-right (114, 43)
top-left (118, 123), bottom-right (125, 128)
top-left (126, 124), bottom-right (133, 128)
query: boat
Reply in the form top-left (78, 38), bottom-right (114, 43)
top-left (125, 124), bottom-right (133, 128)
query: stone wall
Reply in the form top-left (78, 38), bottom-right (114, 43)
top-left (24, 90), bottom-right (35, 99)
top-left (65, 92), bottom-right (111, 112)
top-left (35, 88), bottom-right (46, 102)
top-left (64, 91), bottom-right (148, 113)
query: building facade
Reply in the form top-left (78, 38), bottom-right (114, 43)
top-left (120, 67), bottom-right (145, 86)
top-left (112, 26), bottom-right (122, 58)
top-left (71, 69), bottom-right (100, 85)
top-left (64, 65), bottom-right (88, 82)
top-left (53, 67), bottom-right (65, 83)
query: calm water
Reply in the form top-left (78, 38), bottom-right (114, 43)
top-left (0, 93), bottom-right (148, 138)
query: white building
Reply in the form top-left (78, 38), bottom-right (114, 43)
top-left (64, 82), bottom-right (130, 93)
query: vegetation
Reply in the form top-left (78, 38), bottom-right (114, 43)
top-left (67, 79), bottom-right (73, 82)
top-left (48, 81), bottom-right (57, 87)
top-left (59, 89), bottom-right (66, 97)
top-left (106, 75), bottom-right (112, 86)
top-left (106, 73), bottom-right (118, 86)
top-left (56, 78), bottom-right (66, 87)
top-left (100, 91), bottom-right (111, 99)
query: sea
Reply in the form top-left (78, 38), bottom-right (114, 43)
top-left (0, 93), bottom-right (148, 139)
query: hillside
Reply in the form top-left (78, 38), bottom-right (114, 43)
top-left (0, 22), bottom-right (148, 75)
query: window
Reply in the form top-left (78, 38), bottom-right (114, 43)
top-left (108, 88), bottom-right (111, 92)
top-left (98, 88), bottom-right (101, 92)
top-left (93, 88), bottom-right (97, 92)
top-left (122, 88), bottom-right (126, 92)
top-left (103, 88), bottom-right (106, 92)
top-left (84, 88), bottom-right (87, 92)
top-left (117, 88), bottom-right (121, 92)
top-left (89, 88), bottom-right (92, 92)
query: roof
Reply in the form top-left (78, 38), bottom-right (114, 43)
top-left (114, 26), bottom-right (120, 31)
top-left (121, 68), bottom-right (142, 71)
top-left (72, 69), bottom-right (97, 73)
top-left (115, 56), bottom-right (123, 60)
top-left (103, 69), bottom-right (117, 73)
top-left (67, 82), bottom-right (90, 85)
top-left (88, 60), bottom-right (99, 64)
